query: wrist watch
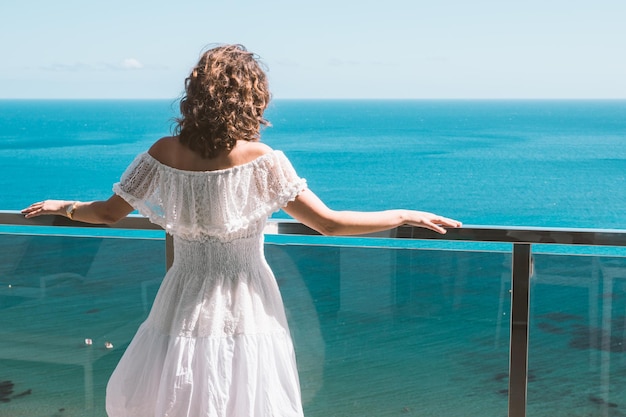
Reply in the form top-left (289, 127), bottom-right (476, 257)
top-left (66, 202), bottom-right (77, 220)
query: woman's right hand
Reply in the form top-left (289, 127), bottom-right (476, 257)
top-left (21, 200), bottom-right (72, 219)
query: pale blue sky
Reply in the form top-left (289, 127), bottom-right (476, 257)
top-left (1, 0), bottom-right (625, 99)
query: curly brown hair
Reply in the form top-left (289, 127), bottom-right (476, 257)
top-left (174, 44), bottom-right (271, 158)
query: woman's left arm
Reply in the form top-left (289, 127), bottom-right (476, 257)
top-left (22, 194), bottom-right (134, 225)
top-left (283, 188), bottom-right (461, 236)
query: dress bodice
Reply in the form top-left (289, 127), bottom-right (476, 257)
top-left (171, 233), bottom-right (265, 275)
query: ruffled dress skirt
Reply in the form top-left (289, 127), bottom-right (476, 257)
top-left (105, 235), bottom-right (304, 417)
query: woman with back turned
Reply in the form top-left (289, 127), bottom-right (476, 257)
top-left (22, 44), bottom-right (461, 417)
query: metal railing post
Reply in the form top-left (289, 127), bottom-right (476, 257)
top-left (166, 233), bottom-right (174, 271)
top-left (508, 243), bottom-right (532, 417)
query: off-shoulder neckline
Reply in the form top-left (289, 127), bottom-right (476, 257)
top-left (141, 150), bottom-right (282, 176)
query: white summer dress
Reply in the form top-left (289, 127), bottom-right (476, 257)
top-left (106, 150), bottom-right (307, 417)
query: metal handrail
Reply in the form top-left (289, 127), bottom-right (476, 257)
top-left (2, 209), bottom-right (626, 417)
top-left (4, 210), bottom-right (626, 246)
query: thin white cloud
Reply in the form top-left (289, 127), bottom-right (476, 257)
top-left (39, 62), bottom-right (94, 72)
top-left (120, 58), bottom-right (143, 70)
top-left (36, 58), bottom-right (151, 72)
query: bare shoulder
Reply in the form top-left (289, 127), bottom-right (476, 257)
top-left (147, 136), bottom-right (178, 162)
top-left (232, 140), bottom-right (274, 163)
top-left (238, 140), bottom-right (273, 157)
top-left (145, 138), bottom-right (274, 171)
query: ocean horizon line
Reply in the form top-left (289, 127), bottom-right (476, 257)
top-left (1, 97), bottom-right (626, 102)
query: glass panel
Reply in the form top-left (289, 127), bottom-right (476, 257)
top-left (0, 233), bottom-right (510, 416)
top-left (528, 254), bottom-right (626, 416)
top-left (265, 243), bottom-right (511, 417)
top-left (0, 233), bottom-right (165, 416)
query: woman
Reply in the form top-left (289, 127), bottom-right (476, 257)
top-left (22, 44), bottom-right (461, 417)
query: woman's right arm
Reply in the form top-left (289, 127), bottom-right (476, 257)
top-left (21, 194), bottom-right (134, 225)
top-left (282, 188), bottom-right (461, 236)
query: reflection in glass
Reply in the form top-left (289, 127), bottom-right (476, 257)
top-left (529, 254), bottom-right (626, 416)
top-left (0, 234), bottom-right (165, 415)
top-left (269, 244), bottom-right (510, 417)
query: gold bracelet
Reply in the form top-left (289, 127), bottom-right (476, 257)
top-left (66, 201), bottom-right (77, 220)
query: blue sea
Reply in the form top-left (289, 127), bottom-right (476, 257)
top-left (1, 100), bottom-right (626, 417)
top-left (1, 99), bottom-right (625, 229)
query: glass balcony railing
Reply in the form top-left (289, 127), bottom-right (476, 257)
top-left (1, 210), bottom-right (626, 417)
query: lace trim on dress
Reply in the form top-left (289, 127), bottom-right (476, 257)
top-left (113, 150), bottom-right (307, 240)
